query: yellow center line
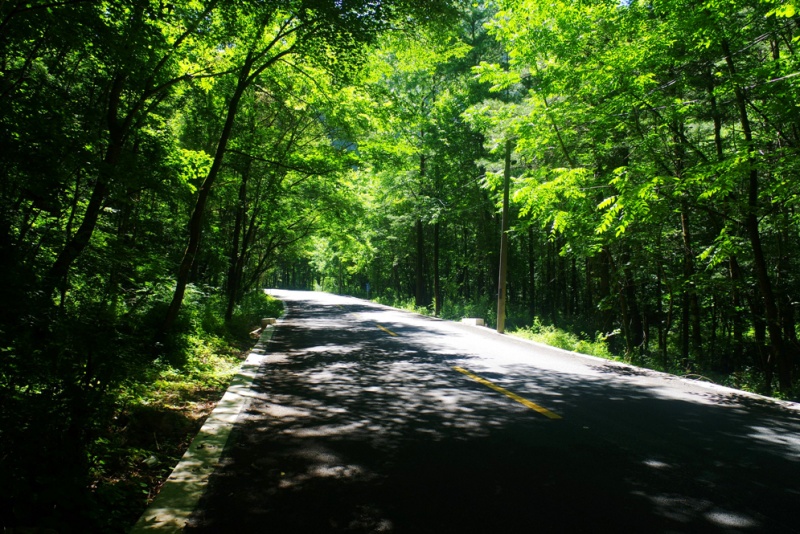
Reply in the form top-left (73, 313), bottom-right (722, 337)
top-left (375, 323), bottom-right (398, 337)
top-left (452, 366), bottom-right (562, 420)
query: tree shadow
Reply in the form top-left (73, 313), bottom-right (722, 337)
top-left (185, 295), bottom-right (800, 533)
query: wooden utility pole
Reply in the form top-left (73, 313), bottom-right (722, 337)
top-left (415, 155), bottom-right (427, 308)
top-left (497, 139), bottom-right (512, 333)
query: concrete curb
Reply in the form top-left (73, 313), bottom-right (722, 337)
top-left (129, 323), bottom-right (278, 532)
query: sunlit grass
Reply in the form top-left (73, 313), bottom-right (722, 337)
top-left (510, 318), bottom-right (618, 360)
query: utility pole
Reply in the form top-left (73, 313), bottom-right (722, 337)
top-left (497, 138), bottom-right (512, 333)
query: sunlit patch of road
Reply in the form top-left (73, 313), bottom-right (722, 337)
top-left (183, 290), bottom-right (800, 533)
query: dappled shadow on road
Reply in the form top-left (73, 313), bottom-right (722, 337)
top-left (185, 295), bottom-right (800, 533)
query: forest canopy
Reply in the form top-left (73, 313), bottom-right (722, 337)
top-left (2, 0), bottom-right (800, 530)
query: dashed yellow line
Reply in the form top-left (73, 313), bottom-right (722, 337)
top-left (453, 366), bottom-right (562, 420)
top-left (376, 323), bottom-right (398, 337)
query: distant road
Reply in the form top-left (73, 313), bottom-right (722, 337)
top-left (185, 290), bottom-right (800, 533)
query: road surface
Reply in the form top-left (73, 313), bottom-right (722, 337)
top-left (184, 290), bottom-right (800, 533)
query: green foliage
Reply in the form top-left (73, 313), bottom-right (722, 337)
top-left (0, 0), bottom-right (463, 526)
top-left (85, 287), bottom-right (278, 532)
top-left (4, 0), bottom-right (800, 528)
top-left (373, 295), bottom-right (434, 316)
top-left (226, 291), bottom-right (284, 336)
top-left (512, 318), bottom-right (617, 360)
top-left (311, 0), bottom-right (800, 401)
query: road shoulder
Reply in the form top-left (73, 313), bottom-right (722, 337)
top-left (129, 323), bottom-right (278, 532)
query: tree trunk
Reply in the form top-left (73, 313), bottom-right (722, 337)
top-left (777, 226), bottom-right (798, 384)
top-left (620, 249), bottom-right (643, 356)
top-left (728, 256), bottom-right (744, 371)
top-left (723, 40), bottom-right (789, 391)
top-left (598, 248), bottom-right (613, 335)
top-left (528, 226), bottom-right (536, 318)
top-left (462, 226), bottom-right (470, 300)
top-left (570, 256), bottom-right (578, 317)
top-left (225, 163), bottom-right (249, 321)
top-left (415, 218), bottom-right (426, 307)
top-left (656, 262), bottom-right (669, 366)
top-left (414, 153), bottom-right (426, 308)
top-left (679, 200), bottom-right (703, 363)
top-left (584, 257), bottom-right (592, 321)
top-left (162, 56), bottom-right (253, 334)
top-left (44, 74), bottom-right (127, 296)
top-left (708, 67), bottom-right (724, 161)
top-left (545, 240), bottom-right (554, 323)
top-left (710, 67), bottom-right (742, 371)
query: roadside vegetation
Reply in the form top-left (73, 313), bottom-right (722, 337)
top-left (0, 1), bottom-right (454, 531)
top-left (90, 291), bottom-right (281, 532)
top-left (3, 0), bottom-right (800, 530)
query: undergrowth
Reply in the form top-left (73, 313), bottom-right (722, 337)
top-left (87, 289), bottom-right (283, 532)
top-left (510, 317), bottom-right (617, 360)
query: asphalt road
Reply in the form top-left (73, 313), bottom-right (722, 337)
top-left (184, 290), bottom-right (800, 533)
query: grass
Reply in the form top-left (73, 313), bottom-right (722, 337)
top-left (88, 339), bottom-right (243, 531)
top-left (509, 318), bottom-right (618, 360)
top-left (88, 290), bottom-right (283, 532)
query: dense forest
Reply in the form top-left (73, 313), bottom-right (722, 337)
top-left (302, 0), bottom-right (800, 395)
top-left (2, 0), bottom-right (799, 530)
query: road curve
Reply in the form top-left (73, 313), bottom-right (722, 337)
top-left (183, 290), bottom-right (800, 533)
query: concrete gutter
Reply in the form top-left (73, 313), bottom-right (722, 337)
top-left (130, 323), bottom-right (278, 532)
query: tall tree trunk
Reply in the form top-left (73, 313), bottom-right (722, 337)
top-left (462, 226), bottom-right (470, 300)
top-left (723, 40), bottom-right (789, 391)
top-left (415, 218), bottom-right (425, 307)
top-left (225, 163), bottom-right (249, 321)
top-left (680, 200), bottom-right (703, 363)
top-left (729, 257), bottom-right (744, 370)
top-left (414, 154), bottom-right (426, 308)
top-left (656, 262), bottom-right (669, 366)
top-left (710, 68), bottom-right (743, 371)
top-left (584, 257), bottom-right (592, 321)
top-left (673, 98), bottom-right (704, 363)
top-left (708, 66), bottom-right (724, 161)
top-left (528, 226), bottom-right (536, 318)
top-left (748, 290), bottom-right (771, 386)
top-left (570, 256), bottom-right (578, 317)
top-left (598, 247), bottom-right (613, 335)
top-left (620, 249), bottom-right (644, 356)
top-left (545, 240), bottom-right (554, 323)
top-left (162, 56), bottom-right (253, 334)
top-left (777, 226), bottom-right (798, 383)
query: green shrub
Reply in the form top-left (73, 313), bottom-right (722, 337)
top-left (511, 319), bottom-right (618, 360)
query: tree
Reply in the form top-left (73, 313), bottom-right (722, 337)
top-left (161, 0), bottom-right (462, 332)
top-left (471, 0), bottom-right (800, 388)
